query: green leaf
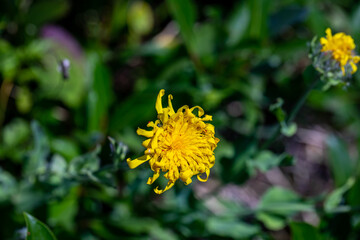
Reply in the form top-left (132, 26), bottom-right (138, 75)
top-left (23, 212), bottom-right (57, 240)
top-left (48, 154), bottom-right (68, 184)
top-left (269, 98), bottom-right (286, 122)
top-left (193, 23), bottom-right (216, 60)
top-left (226, 1), bottom-right (250, 46)
top-left (257, 212), bottom-right (286, 230)
top-left (2, 118), bottom-right (30, 148)
top-left (256, 187), bottom-right (313, 230)
top-left (16, 87), bottom-right (33, 113)
top-left (149, 226), bottom-right (178, 240)
top-left (87, 54), bottom-right (114, 132)
top-left (167, 0), bottom-right (197, 55)
top-left (326, 135), bottom-right (354, 187)
top-left (206, 217), bottom-right (259, 238)
top-left (324, 177), bottom-right (355, 213)
top-left (48, 186), bottom-right (79, 232)
top-left (247, 151), bottom-right (294, 176)
top-left (50, 138), bottom-right (80, 161)
top-left (280, 122), bottom-right (297, 137)
top-left (25, 121), bottom-right (49, 176)
top-left (290, 222), bottom-right (323, 240)
top-left (68, 145), bottom-right (100, 176)
top-left (258, 187), bottom-right (313, 214)
top-left (248, 0), bottom-right (269, 40)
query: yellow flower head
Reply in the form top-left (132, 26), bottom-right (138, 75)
top-left (127, 89), bottom-right (219, 194)
top-left (320, 28), bottom-right (360, 74)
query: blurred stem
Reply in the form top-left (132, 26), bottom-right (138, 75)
top-left (260, 78), bottom-right (321, 150)
top-left (0, 80), bottom-right (14, 131)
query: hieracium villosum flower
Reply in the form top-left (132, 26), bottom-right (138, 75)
top-left (320, 28), bottom-right (360, 74)
top-left (127, 89), bottom-right (219, 194)
top-left (309, 28), bottom-right (360, 89)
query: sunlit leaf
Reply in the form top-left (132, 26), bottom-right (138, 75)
top-left (256, 187), bottom-right (313, 230)
top-left (23, 212), bottom-right (57, 240)
top-left (324, 177), bottom-right (355, 213)
top-left (206, 217), bottom-right (259, 238)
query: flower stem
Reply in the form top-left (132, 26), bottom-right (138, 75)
top-left (260, 78), bottom-right (321, 150)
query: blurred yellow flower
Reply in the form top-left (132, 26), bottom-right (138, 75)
top-left (127, 89), bottom-right (219, 194)
top-left (320, 28), bottom-right (360, 74)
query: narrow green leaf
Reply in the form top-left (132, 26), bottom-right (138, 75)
top-left (248, 0), bottom-right (269, 40)
top-left (87, 54), bottom-right (114, 132)
top-left (167, 0), bottom-right (197, 55)
top-left (326, 135), bottom-right (354, 187)
top-left (226, 2), bottom-right (250, 46)
top-left (324, 177), bottom-right (355, 213)
top-left (23, 212), bottom-right (57, 240)
top-left (206, 217), bottom-right (259, 238)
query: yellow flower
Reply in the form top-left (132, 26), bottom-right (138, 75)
top-left (320, 28), bottom-right (360, 74)
top-left (127, 89), bottom-right (219, 194)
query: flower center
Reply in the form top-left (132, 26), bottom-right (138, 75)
top-left (170, 135), bottom-right (186, 150)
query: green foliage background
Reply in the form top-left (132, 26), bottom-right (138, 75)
top-left (1, 0), bottom-right (360, 239)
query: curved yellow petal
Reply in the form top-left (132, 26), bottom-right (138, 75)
top-left (351, 61), bottom-right (358, 73)
top-left (137, 128), bottom-right (154, 138)
top-left (144, 148), bottom-right (154, 155)
top-left (325, 28), bottom-right (332, 39)
top-left (142, 139), bottom-right (151, 148)
top-left (320, 37), bottom-right (328, 45)
top-left (353, 56), bottom-right (360, 63)
top-left (197, 168), bottom-right (210, 182)
top-left (180, 169), bottom-right (193, 181)
top-left (156, 89), bottom-right (165, 114)
top-left (127, 155), bottom-right (151, 169)
top-left (180, 169), bottom-right (193, 185)
top-left (147, 121), bottom-right (155, 127)
top-left (341, 66), bottom-right (345, 75)
top-left (168, 94), bottom-right (175, 115)
top-left (177, 105), bottom-right (189, 113)
top-left (190, 106), bottom-right (204, 117)
top-left (147, 170), bottom-right (160, 184)
top-left (154, 181), bottom-right (175, 194)
top-left (160, 108), bottom-right (169, 123)
top-left (202, 115), bottom-right (212, 121)
top-left (150, 128), bottom-right (163, 149)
